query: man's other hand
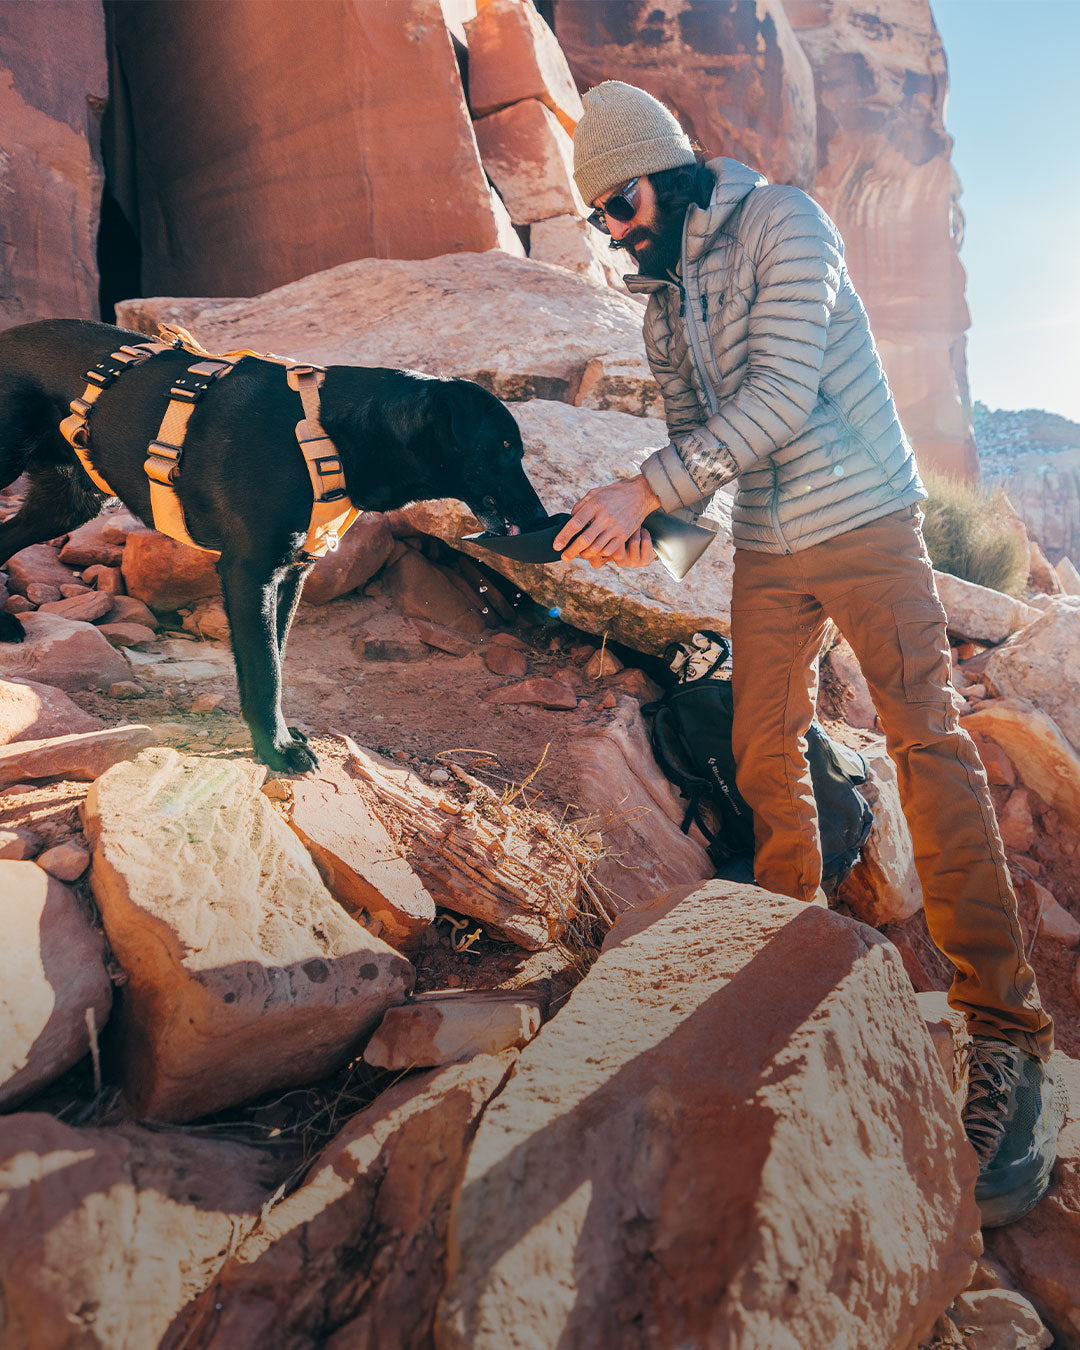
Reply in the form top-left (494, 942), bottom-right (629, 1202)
top-left (552, 475), bottom-right (661, 566)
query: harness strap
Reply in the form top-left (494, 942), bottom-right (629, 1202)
top-left (59, 342), bottom-right (173, 494)
top-left (285, 364), bottom-right (360, 562)
top-left (145, 358), bottom-right (235, 554)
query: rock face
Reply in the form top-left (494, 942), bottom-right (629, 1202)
top-left (405, 400), bottom-right (736, 653)
top-left (0, 1112), bottom-right (285, 1350)
top-left (116, 250), bottom-right (658, 411)
top-left (787, 0), bottom-right (976, 479)
top-left (986, 1052), bottom-right (1080, 1347)
top-left (436, 881), bottom-right (980, 1349)
top-left (465, 0), bottom-right (584, 134)
top-left (0, 1), bottom-right (106, 328)
top-left (82, 747), bottom-right (414, 1121)
top-left (564, 695), bottom-right (713, 908)
top-left (104, 0), bottom-right (507, 298)
top-left (550, 1), bottom-right (816, 190)
top-left (985, 606), bottom-right (1080, 754)
top-left (178, 1054), bottom-right (517, 1350)
top-left (0, 861), bottom-right (112, 1109)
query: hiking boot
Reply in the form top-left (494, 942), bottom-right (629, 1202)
top-left (961, 1037), bottom-right (1070, 1228)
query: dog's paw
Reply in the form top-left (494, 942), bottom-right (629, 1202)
top-left (287, 726), bottom-right (310, 745)
top-left (0, 612), bottom-right (27, 644)
top-left (281, 738), bottom-right (320, 774)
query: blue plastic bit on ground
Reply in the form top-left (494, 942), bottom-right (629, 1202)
top-left (548, 606), bottom-right (562, 618)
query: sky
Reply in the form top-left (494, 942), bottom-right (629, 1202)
top-left (931, 0), bottom-right (1080, 422)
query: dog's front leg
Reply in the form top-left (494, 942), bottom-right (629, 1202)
top-left (217, 556), bottom-right (318, 774)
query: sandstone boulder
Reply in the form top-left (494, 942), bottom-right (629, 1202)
top-left (36, 841), bottom-right (90, 883)
top-left (986, 606), bottom-right (1080, 753)
top-left (300, 512), bottom-right (394, 605)
top-left (36, 589), bottom-right (114, 624)
top-left (281, 763), bottom-right (436, 952)
top-left (466, 0), bottom-right (584, 133)
top-left (916, 990), bottom-right (968, 1099)
top-left (824, 637), bottom-right (878, 730)
top-left (932, 571), bottom-right (1041, 645)
top-left (103, 593), bottom-right (159, 628)
top-left (1027, 539), bottom-right (1063, 596)
top-left (117, 251), bottom-right (656, 411)
top-left (0, 724), bottom-right (156, 788)
top-left (962, 699), bottom-right (1080, 833)
top-left (838, 742), bottom-right (923, 925)
top-left (364, 990), bottom-right (543, 1069)
top-left (474, 99), bottom-right (585, 226)
top-left (528, 214), bottom-right (624, 290)
top-left (0, 1113), bottom-right (285, 1350)
top-left (383, 548), bottom-right (489, 635)
top-left (998, 787), bottom-right (1036, 854)
top-left (121, 530), bottom-right (221, 610)
top-left (174, 1054), bottom-right (517, 1350)
top-left (948, 1289), bottom-right (1053, 1349)
top-left (1057, 556), bottom-right (1080, 597)
top-left (1018, 877), bottom-right (1080, 950)
top-left (0, 862), bottom-right (112, 1109)
top-left (0, 676), bottom-right (103, 744)
top-left (437, 882), bottom-right (980, 1349)
top-left (3, 544), bottom-right (76, 596)
top-left (986, 1052), bottom-right (1080, 1347)
top-left (58, 514), bottom-right (126, 568)
top-left (0, 612), bottom-right (131, 691)
top-left (403, 400), bottom-right (735, 653)
top-left (82, 748), bottom-right (414, 1121)
top-left (564, 695), bottom-right (713, 909)
top-left (180, 597), bottom-right (230, 641)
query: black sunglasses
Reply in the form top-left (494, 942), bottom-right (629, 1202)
top-left (587, 178), bottom-right (641, 234)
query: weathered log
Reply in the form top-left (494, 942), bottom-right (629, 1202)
top-left (339, 736), bottom-right (584, 950)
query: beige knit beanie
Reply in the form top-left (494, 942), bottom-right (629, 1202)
top-left (572, 80), bottom-right (695, 206)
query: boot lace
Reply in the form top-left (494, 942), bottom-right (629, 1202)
top-left (960, 1039), bottom-right (1024, 1165)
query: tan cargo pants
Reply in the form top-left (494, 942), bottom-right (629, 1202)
top-left (730, 505), bottom-right (1053, 1060)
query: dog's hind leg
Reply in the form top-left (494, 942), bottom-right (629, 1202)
top-left (0, 460), bottom-right (105, 644)
top-left (216, 555), bottom-right (319, 774)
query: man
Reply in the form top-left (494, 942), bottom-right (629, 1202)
top-left (554, 79), bottom-right (1068, 1227)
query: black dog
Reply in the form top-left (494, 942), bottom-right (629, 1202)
top-left (0, 319), bottom-right (546, 771)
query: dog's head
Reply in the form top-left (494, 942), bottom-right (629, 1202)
top-left (437, 380), bottom-right (547, 535)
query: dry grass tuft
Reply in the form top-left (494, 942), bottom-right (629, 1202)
top-left (920, 470), bottom-right (1029, 595)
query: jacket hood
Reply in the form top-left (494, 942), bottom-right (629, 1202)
top-left (624, 156), bottom-right (769, 292)
top-left (685, 157), bottom-right (769, 264)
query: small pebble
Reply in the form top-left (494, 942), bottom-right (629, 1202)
top-left (429, 767), bottom-right (450, 784)
top-left (107, 681), bottom-right (146, 699)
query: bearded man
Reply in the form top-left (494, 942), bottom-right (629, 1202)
top-left (552, 79), bottom-right (1067, 1227)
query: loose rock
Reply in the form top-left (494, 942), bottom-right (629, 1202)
top-left (0, 612), bottom-right (131, 691)
top-left (0, 861), bottom-right (112, 1108)
top-left (35, 842), bottom-right (90, 882)
top-left (364, 990), bottom-right (543, 1069)
top-left (0, 675), bottom-right (103, 744)
top-left (82, 748), bottom-right (414, 1121)
top-left (483, 676), bottom-right (577, 709)
top-left (0, 724), bottom-right (157, 788)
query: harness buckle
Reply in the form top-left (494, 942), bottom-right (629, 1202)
top-left (168, 378), bottom-right (210, 403)
top-left (69, 396), bottom-right (93, 418)
top-left (312, 455), bottom-right (342, 478)
top-left (145, 440), bottom-right (182, 485)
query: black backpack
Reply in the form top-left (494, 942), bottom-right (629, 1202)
top-left (644, 633), bottom-right (874, 895)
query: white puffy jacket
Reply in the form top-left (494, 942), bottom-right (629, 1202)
top-left (635, 157), bottom-right (926, 554)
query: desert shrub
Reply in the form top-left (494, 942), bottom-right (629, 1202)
top-left (919, 470), bottom-right (1029, 596)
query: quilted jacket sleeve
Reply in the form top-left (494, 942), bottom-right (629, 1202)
top-left (673, 188), bottom-right (844, 500)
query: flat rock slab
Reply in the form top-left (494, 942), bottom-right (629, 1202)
top-left (403, 400), bottom-right (735, 654)
top-left (0, 723), bottom-right (156, 787)
top-left (933, 570), bottom-right (1042, 644)
top-left (364, 991), bottom-right (543, 1069)
top-left (118, 250), bottom-right (656, 410)
top-left (563, 695), bottom-right (713, 909)
top-left (82, 747), bottom-right (414, 1121)
top-left (986, 605), bottom-right (1080, 755)
top-left (0, 1112), bottom-right (286, 1350)
top-left (0, 612), bottom-right (131, 691)
top-left (986, 1052), bottom-right (1080, 1347)
top-left (281, 763), bottom-right (436, 952)
top-left (0, 675), bottom-right (103, 744)
top-left (0, 861), bottom-right (112, 1109)
top-left (436, 881), bottom-right (980, 1350)
top-left (178, 1054), bottom-right (517, 1350)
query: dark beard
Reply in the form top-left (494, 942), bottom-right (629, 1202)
top-left (611, 201), bottom-right (686, 279)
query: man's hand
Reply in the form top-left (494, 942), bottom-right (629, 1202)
top-left (553, 475), bottom-right (661, 567)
